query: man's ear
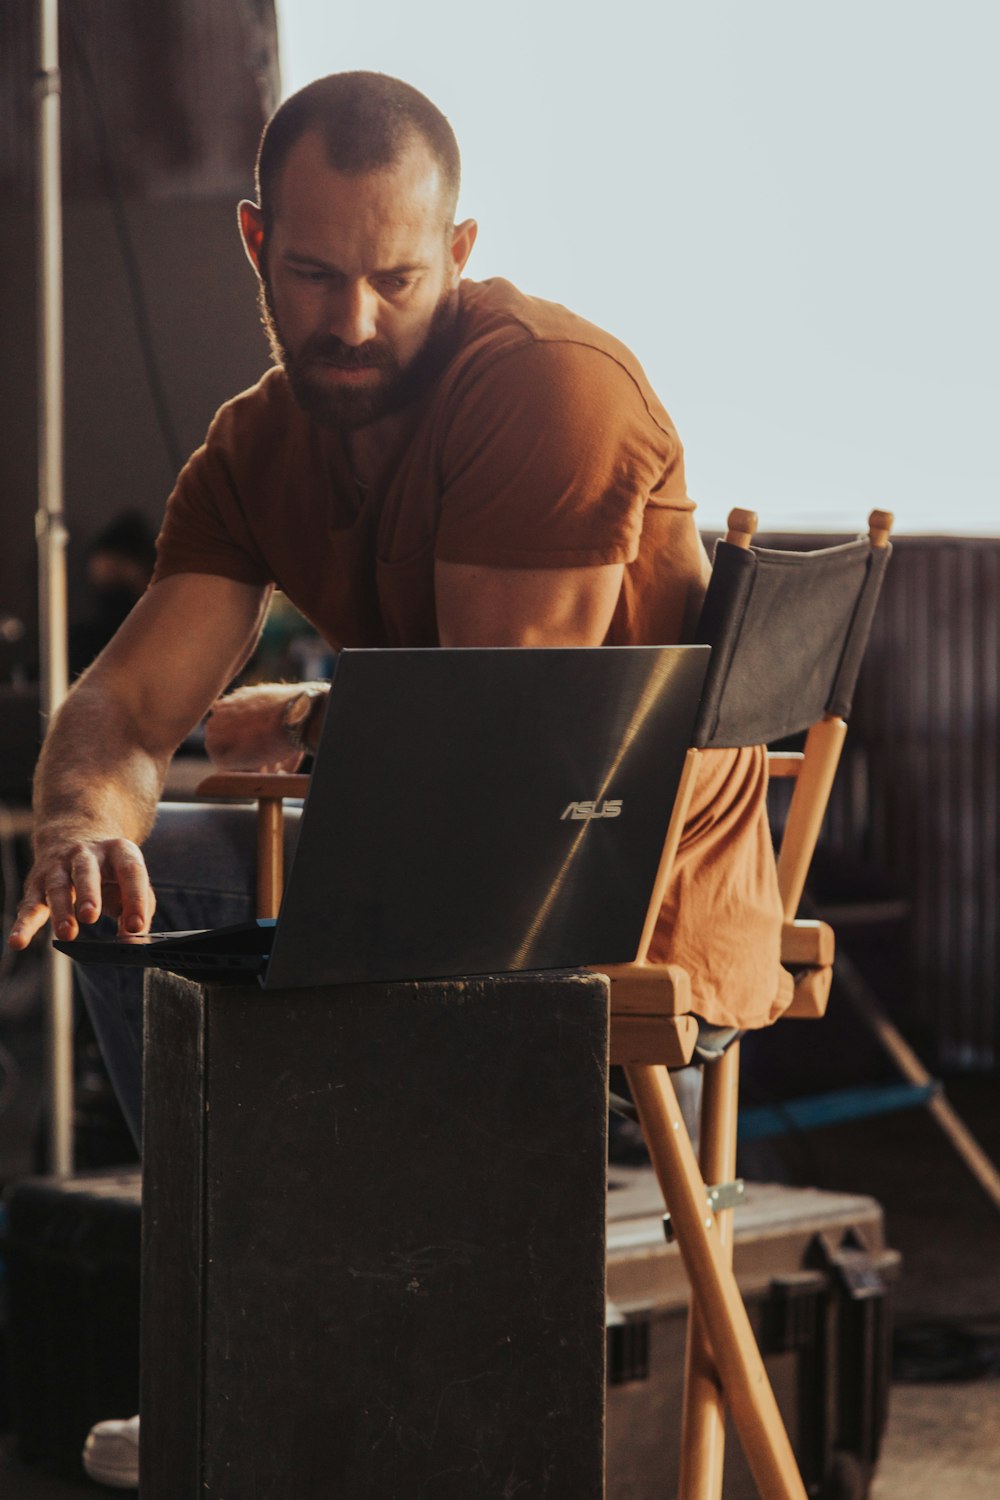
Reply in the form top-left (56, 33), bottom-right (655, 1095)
top-left (238, 200), bottom-right (266, 277)
top-left (448, 218), bottom-right (478, 284)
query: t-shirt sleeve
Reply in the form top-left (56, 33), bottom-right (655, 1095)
top-left (153, 423), bottom-right (273, 588)
top-left (434, 338), bottom-right (681, 569)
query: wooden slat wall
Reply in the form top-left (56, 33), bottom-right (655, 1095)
top-left (763, 533), bottom-right (1000, 1068)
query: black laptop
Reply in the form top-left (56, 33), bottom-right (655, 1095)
top-left (56, 646), bottom-right (709, 988)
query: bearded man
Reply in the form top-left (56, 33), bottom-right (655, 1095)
top-left (9, 71), bottom-right (785, 1489)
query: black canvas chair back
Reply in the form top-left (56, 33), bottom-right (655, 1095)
top-left (693, 524), bottom-right (892, 749)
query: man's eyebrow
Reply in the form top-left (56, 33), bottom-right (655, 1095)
top-left (282, 251), bottom-right (430, 276)
top-left (376, 263), bottom-right (430, 276)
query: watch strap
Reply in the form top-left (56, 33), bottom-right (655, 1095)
top-left (282, 685), bottom-right (324, 755)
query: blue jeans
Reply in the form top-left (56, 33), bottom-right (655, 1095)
top-left (76, 801), bottom-right (301, 1148)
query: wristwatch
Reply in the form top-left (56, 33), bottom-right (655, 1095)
top-left (281, 685), bottom-right (324, 756)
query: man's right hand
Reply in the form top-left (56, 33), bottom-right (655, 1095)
top-left (8, 834), bottom-right (156, 951)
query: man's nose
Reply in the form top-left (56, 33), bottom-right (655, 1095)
top-left (330, 282), bottom-right (378, 347)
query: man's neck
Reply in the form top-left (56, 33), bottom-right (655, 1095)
top-left (344, 410), bottom-right (412, 492)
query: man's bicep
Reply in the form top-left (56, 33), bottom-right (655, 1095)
top-left (435, 560), bottom-right (624, 647)
top-left (86, 573), bottom-right (272, 749)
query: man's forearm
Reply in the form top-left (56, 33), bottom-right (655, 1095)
top-left (33, 679), bottom-right (172, 851)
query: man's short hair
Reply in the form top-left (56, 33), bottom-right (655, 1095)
top-left (256, 71), bottom-right (461, 231)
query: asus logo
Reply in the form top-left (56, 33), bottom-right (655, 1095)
top-left (560, 799), bottom-right (623, 821)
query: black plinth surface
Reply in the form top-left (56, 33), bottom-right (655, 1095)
top-left (141, 969), bottom-right (609, 1500)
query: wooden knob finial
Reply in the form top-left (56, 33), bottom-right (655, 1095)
top-left (868, 509), bottom-right (894, 548)
top-left (726, 508), bottom-right (758, 549)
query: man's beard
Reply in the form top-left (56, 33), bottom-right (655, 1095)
top-left (259, 275), bottom-right (458, 431)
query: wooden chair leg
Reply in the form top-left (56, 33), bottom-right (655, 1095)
top-left (678, 1042), bottom-right (741, 1500)
top-left (256, 796), bottom-right (285, 920)
top-left (624, 1061), bottom-right (807, 1500)
top-left (196, 772), bottom-right (308, 919)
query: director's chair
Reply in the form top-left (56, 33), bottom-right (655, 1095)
top-left (598, 507), bottom-right (892, 1499)
top-left (194, 507), bottom-right (893, 1499)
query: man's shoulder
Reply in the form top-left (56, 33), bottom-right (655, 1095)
top-left (459, 277), bottom-right (633, 359)
top-left (453, 279), bottom-right (676, 439)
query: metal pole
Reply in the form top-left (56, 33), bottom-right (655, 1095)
top-left (36, 0), bottom-right (74, 1175)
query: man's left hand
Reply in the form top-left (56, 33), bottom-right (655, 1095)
top-left (204, 683), bottom-right (310, 772)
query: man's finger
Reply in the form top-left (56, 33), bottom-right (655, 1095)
top-left (70, 847), bottom-right (105, 926)
top-left (44, 873), bottom-right (80, 942)
top-left (7, 898), bottom-right (51, 951)
top-left (107, 843), bottom-right (154, 935)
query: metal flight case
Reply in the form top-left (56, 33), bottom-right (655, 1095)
top-left (606, 1168), bottom-right (900, 1500)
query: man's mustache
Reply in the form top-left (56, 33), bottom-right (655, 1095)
top-left (303, 337), bottom-right (396, 370)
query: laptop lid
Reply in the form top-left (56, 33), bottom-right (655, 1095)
top-left (263, 645), bottom-right (709, 989)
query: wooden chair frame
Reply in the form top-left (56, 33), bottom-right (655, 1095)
top-left (194, 770), bottom-right (309, 919)
top-left (597, 506), bottom-right (892, 1500)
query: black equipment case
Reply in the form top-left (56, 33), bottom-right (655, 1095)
top-left (2, 1168), bottom-right (141, 1477)
top-left (606, 1168), bottom-right (900, 1500)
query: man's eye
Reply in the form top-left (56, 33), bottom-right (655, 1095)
top-left (377, 276), bottom-right (411, 294)
top-left (292, 268), bottom-right (330, 283)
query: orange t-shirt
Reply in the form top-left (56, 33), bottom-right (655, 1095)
top-left (155, 277), bottom-right (786, 1029)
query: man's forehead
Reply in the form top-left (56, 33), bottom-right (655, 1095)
top-left (270, 130), bottom-right (447, 228)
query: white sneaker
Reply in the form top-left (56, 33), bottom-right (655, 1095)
top-left (82, 1413), bottom-right (140, 1489)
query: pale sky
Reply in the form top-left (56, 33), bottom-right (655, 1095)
top-left (278, 1), bottom-right (999, 534)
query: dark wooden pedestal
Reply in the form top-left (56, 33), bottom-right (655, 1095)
top-left (140, 970), bottom-right (609, 1499)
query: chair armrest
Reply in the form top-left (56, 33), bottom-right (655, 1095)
top-left (591, 962), bottom-right (696, 1067)
top-left (780, 921), bottom-right (835, 1019)
top-left (195, 772), bottom-right (311, 800)
top-left (767, 752), bottom-right (804, 778)
top-left (589, 962), bottom-right (692, 1016)
top-left (610, 1015), bottom-right (699, 1067)
top-left (780, 919), bottom-right (834, 967)
top-left (784, 968), bottom-right (833, 1019)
